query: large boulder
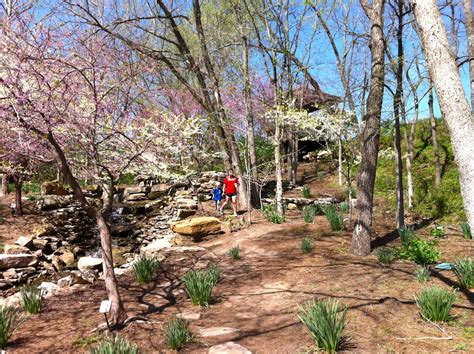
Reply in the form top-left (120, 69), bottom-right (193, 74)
top-left (41, 181), bottom-right (69, 196)
top-left (175, 198), bottom-right (198, 210)
top-left (140, 235), bottom-right (174, 255)
top-left (15, 235), bottom-right (34, 248)
top-left (37, 195), bottom-right (73, 211)
top-left (52, 248), bottom-right (76, 270)
top-left (125, 193), bottom-right (147, 202)
top-left (147, 184), bottom-right (170, 199)
top-left (77, 257), bottom-right (103, 272)
top-left (33, 223), bottom-right (55, 237)
top-left (0, 254), bottom-right (37, 270)
top-left (4, 244), bottom-right (31, 254)
top-left (171, 217), bottom-right (221, 241)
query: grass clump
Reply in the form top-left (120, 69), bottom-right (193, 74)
top-left (206, 264), bottom-right (221, 286)
top-left (324, 206), bottom-right (344, 232)
top-left (298, 299), bottom-right (347, 353)
top-left (460, 222), bottom-right (472, 239)
top-left (229, 246), bottom-right (241, 260)
top-left (376, 247), bottom-right (395, 266)
top-left (415, 286), bottom-right (457, 322)
top-left (132, 255), bottom-right (159, 283)
top-left (261, 204), bottom-right (285, 224)
top-left (452, 258), bottom-right (473, 290)
top-left (182, 269), bottom-right (216, 307)
top-left (21, 284), bottom-right (42, 314)
top-left (301, 237), bottom-right (313, 254)
top-left (398, 226), bottom-right (415, 246)
top-left (164, 318), bottom-right (193, 351)
top-left (302, 185), bottom-right (311, 198)
top-left (414, 266), bottom-right (431, 283)
top-left (398, 238), bottom-right (441, 265)
top-left (430, 225), bottom-right (446, 238)
top-left (89, 335), bottom-right (139, 354)
top-left (338, 202), bottom-right (349, 213)
top-left (303, 206), bottom-right (315, 224)
top-left (0, 306), bottom-right (26, 349)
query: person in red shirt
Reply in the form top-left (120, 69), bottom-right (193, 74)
top-left (220, 169), bottom-right (239, 216)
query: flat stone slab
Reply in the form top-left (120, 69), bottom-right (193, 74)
top-left (176, 312), bottom-right (201, 320)
top-left (140, 235), bottom-right (173, 255)
top-left (0, 254), bottom-right (37, 270)
top-left (171, 217), bottom-right (221, 240)
top-left (199, 327), bottom-right (240, 337)
top-left (208, 342), bottom-right (251, 354)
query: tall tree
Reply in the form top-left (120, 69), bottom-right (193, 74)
top-left (411, 0), bottom-right (474, 232)
top-left (465, 0), bottom-right (474, 111)
top-left (351, 0), bottom-right (386, 256)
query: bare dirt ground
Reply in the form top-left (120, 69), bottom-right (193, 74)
top-left (3, 166), bottom-right (474, 353)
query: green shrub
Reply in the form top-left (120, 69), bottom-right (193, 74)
top-left (229, 246), bottom-right (241, 260)
top-left (89, 335), bottom-right (139, 354)
top-left (415, 286), bottom-right (457, 322)
top-left (398, 226), bottom-right (415, 246)
top-left (398, 238), bottom-right (441, 265)
top-left (0, 306), bottom-right (26, 349)
top-left (430, 225), bottom-right (446, 238)
top-left (376, 247), bottom-right (395, 266)
top-left (324, 206), bottom-right (344, 231)
top-left (414, 266), bottom-right (431, 283)
top-left (132, 255), bottom-right (159, 283)
top-left (313, 204), bottom-right (325, 216)
top-left (182, 270), bottom-right (215, 306)
top-left (303, 206), bottom-right (315, 224)
top-left (317, 171), bottom-right (325, 180)
top-left (302, 185), bottom-right (311, 198)
top-left (338, 202), bottom-right (349, 213)
top-left (301, 237), bottom-right (313, 254)
top-left (298, 299), bottom-right (347, 353)
top-left (460, 222), bottom-right (472, 240)
top-left (453, 258), bottom-right (473, 290)
top-left (261, 204), bottom-right (285, 224)
top-left (164, 318), bottom-right (192, 351)
top-left (206, 264), bottom-right (221, 286)
top-left (21, 284), bottom-right (42, 314)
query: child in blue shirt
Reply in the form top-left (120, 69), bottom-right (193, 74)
top-left (211, 181), bottom-right (223, 213)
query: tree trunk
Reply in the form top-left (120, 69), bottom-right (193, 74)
top-left (242, 35), bottom-right (260, 208)
top-left (13, 175), bottom-right (23, 216)
top-left (352, 0), bottom-right (386, 256)
top-left (428, 84), bottom-right (442, 187)
top-left (275, 120), bottom-right (284, 215)
top-left (393, 0), bottom-right (405, 229)
top-left (338, 139), bottom-right (343, 186)
top-left (1, 174), bottom-right (8, 196)
top-left (412, 0), bottom-right (474, 233)
top-left (291, 134), bottom-right (298, 185)
top-left (464, 0), bottom-right (474, 111)
top-left (46, 131), bottom-right (127, 326)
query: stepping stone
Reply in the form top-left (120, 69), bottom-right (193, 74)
top-left (198, 327), bottom-right (240, 337)
top-left (208, 342), bottom-right (251, 354)
top-left (176, 312), bottom-right (201, 320)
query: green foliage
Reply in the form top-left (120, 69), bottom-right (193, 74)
top-left (21, 284), bottom-right (42, 314)
top-left (117, 173), bottom-right (136, 185)
top-left (398, 238), bottom-right (441, 265)
top-left (302, 185), bottom-right (311, 198)
top-left (206, 264), bottom-right (221, 286)
top-left (0, 306), bottom-right (26, 349)
top-left (415, 286), bottom-right (457, 322)
top-left (164, 318), bottom-right (193, 351)
top-left (298, 299), bottom-right (347, 353)
top-left (303, 206), bottom-right (315, 223)
top-left (229, 246), bottom-right (241, 260)
top-left (132, 255), bottom-right (159, 283)
top-left (22, 182), bottom-right (41, 194)
top-left (301, 237), bottom-right (313, 254)
top-left (430, 225), bottom-right (446, 238)
top-left (452, 258), bottom-right (473, 290)
top-left (261, 204), bottom-right (285, 224)
top-left (338, 202), bottom-right (349, 213)
top-left (313, 204), bottom-right (325, 216)
top-left (237, 136), bottom-right (274, 173)
top-left (398, 226), bottom-right (415, 246)
top-left (376, 247), bottom-right (395, 266)
top-left (414, 266), bottom-right (431, 283)
top-left (376, 119), bottom-right (463, 222)
top-left (460, 222), bottom-right (472, 240)
top-left (89, 336), bottom-right (139, 354)
top-left (324, 206), bottom-right (344, 231)
top-left (182, 269), bottom-right (216, 306)
top-left (317, 171), bottom-right (325, 180)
